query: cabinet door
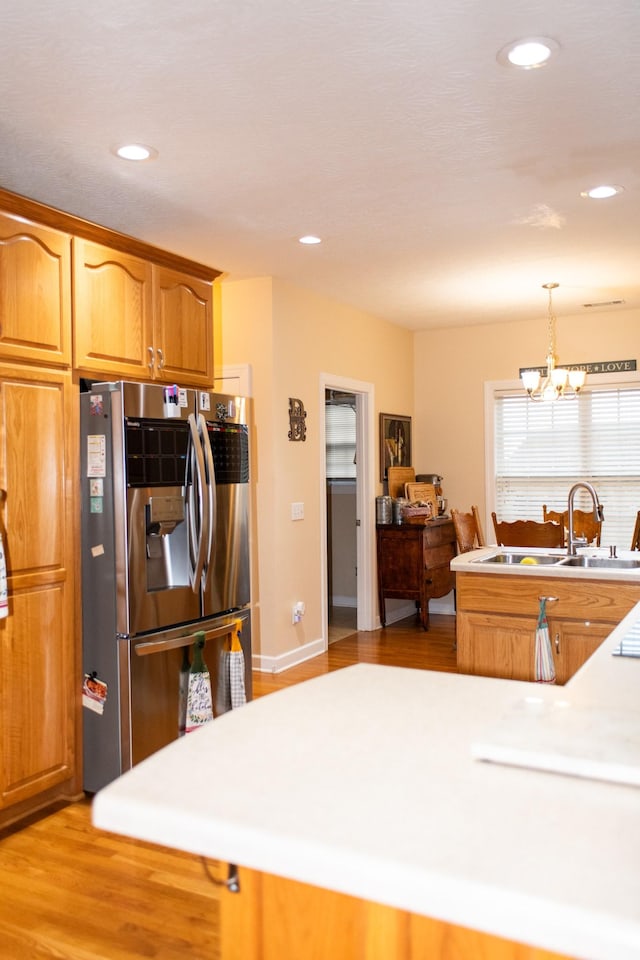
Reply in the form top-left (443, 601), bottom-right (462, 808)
top-left (153, 265), bottom-right (213, 387)
top-left (0, 365), bottom-right (77, 809)
top-left (73, 238), bottom-right (153, 379)
top-left (0, 212), bottom-right (71, 366)
top-left (457, 611), bottom-right (536, 681)
top-left (550, 620), bottom-right (613, 685)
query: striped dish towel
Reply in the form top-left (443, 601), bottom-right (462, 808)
top-left (535, 597), bottom-right (556, 683)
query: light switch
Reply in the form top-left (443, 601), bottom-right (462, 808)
top-left (291, 502), bottom-right (304, 520)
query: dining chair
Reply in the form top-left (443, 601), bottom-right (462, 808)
top-left (451, 506), bottom-right (486, 553)
top-left (631, 510), bottom-right (640, 551)
top-left (542, 505), bottom-right (602, 546)
top-left (492, 513), bottom-right (564, 548)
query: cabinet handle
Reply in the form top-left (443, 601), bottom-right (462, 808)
top-left (554, 633), bottom-right (560, 653)
top-left (538, 595), bottom-right (558, 603)
top-left (147, 346), bottom-right (155, 372)
top-left (157, 348), bottom-right (165, 370)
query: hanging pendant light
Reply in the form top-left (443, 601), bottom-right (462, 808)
top-left (521, 283), bottom-right (586, 401)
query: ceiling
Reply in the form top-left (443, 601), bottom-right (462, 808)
top-left (1, 0), bottom-right (638, 331)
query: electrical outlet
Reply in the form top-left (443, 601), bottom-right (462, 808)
top-left (292, 601), bottom-right (305, 624)
top-left (291, 502), bottom-right (304, 520)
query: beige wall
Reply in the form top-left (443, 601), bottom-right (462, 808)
top-left (413, 308), bottom-right (640, 538)
top-left (218, 276), bottom-right (413, 666)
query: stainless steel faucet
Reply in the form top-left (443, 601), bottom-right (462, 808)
top-left (567, 481), bottom-right (604, 556)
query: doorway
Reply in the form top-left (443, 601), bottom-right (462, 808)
top-left (319, 374), bottom-right (376, 644)
top-left (325, 389), bottom-right (358, 641)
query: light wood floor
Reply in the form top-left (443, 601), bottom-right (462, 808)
top-left (0, 614), bottom-right (457, 959)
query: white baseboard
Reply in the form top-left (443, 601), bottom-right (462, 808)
top-left (331, 595), bottom-right (357, 608)
top-left (382, 590), bottom-right (456, 624)
top-left (253, 636), bottom-right (326, 674)
top-left (430, 590), bottom-right (456, 615)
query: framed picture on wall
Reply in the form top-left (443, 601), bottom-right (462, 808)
top-left (379, 413), bottom-right (412, 481)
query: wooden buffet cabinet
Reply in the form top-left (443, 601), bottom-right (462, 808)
top-left (456, 571), bottom-right (640, 684)
top-left (376, 518), bottom-right (456, 630)
top-left (0, 188), bottom-right (220, 827)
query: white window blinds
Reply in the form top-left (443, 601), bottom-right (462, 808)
top-left (493, 385), bottom-right (640, 548)
top-left (325, 403), bottom-right (357, 479)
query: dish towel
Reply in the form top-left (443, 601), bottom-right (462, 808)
top-left (0, 532), bottom-right (8, 619)
top-left (535, 597), bottom-right (556, 683)
top-left (216, 619), bottom-right (247, 714)
top-left (228, 620), bottom-right (247, 709)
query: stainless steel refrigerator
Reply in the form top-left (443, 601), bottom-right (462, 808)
top-left (80, 380), bottom-right (252, 792)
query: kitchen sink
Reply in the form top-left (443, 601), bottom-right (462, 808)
top-left (474, 552), bottom-right (561, 566)
top-left (559, 556), bottom-right (640, 569)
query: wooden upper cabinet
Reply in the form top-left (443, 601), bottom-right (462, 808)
top-left (73, 240), bottom-right (214, 387)
top-left (152, 265), bottom-right (213, 387)
top-left (0, 212), bottom-right (71, 366)
top-left (73, 238), bottom-right (154, 380)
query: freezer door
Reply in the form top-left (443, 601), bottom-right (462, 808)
top-left (129, 612), bottom-right (252, 766)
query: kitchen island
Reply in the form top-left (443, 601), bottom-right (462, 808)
top-left (92, 598), bottom-right (640, 960)
top-left (452, 545), bottom-right (640, 682)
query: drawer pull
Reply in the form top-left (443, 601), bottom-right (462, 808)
top-left (538, 595), bottom-right (558, 603)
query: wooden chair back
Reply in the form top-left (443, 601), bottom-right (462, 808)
top-left (542, 505), bottom-right (602, 546)
top-left (492, 512), bottom-right (564, 548)
top-left (451, 506), bottom-right (486, 553)
top-left (631, 511), bottom-right (640, 551)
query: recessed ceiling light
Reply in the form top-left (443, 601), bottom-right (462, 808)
top-left (580, 184), bottom-right (624, 199)
top-left (113, 143), bottom-right (158, 161)
top-left (497, 36), bottom-right (559, 69)
top-left (298, 235), bottom-right (322, 245)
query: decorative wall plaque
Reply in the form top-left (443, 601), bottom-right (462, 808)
top-left (288, 398), bottom-right (307, 441)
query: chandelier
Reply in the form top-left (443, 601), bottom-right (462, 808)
top-left (521, 283), bottom-right (586, 401)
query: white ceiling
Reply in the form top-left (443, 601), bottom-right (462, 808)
top-left (1, 0), bottom-right (638, 331)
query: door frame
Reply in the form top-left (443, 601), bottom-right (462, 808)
top-left (319, 373), bottom-right (376, 636)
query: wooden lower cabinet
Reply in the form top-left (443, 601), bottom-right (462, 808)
top-left (550, 619), bottom-right (614, 685)
top-left (219, 867), bottom-right (573, 960)
top-left (456, 611), bottom-right (614, 683)
top-left (0, 364), bottom-right (79, 823)
top-left (456, 572), bottom-right (640, 684)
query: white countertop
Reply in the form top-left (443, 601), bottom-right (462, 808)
top-left (451, 544), bottom-right (640, 581)
top-left (93, 612), bottom-right (640, 960)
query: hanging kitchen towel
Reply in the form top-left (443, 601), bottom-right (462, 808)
top-left (185, 632), bottom-right (214, 732)
top-left (216, 619), bottom-right (247, 714)
top-left (216, 645), bottom-right (232, 715)
top-left (535, 597), bottom-right (556, 684)
top-left (177, 644), bottom-right (190, 737)
top-left (0, 532), bottom-right (8, 620)
top-left (229, 619), bottom-right (247, 709)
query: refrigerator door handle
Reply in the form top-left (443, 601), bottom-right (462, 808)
top-left (187, 413), bottom-right (209, 592)
top-left (134, 620), bottom-right (235, 656)
top-left (199, 414), bottom-right (217, 590)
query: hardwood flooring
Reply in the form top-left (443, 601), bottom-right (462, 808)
top-left (0, 614), bottom-right (457, 959)
top-left (253, 612), bottom-right (457, 697)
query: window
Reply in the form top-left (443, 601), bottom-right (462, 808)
top-left (491, 382), bottom-right (640, 548)
top-left (325, 400), bottom-right (356, 479)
